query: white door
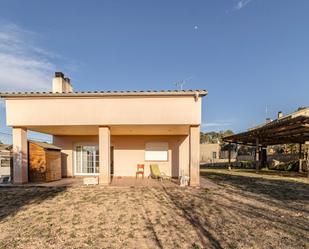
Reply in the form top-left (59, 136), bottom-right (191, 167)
top-left (74, 145), bottom-right (99, 175)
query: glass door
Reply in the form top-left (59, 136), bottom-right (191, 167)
top-left (75, 145), bottom-right (99, 175)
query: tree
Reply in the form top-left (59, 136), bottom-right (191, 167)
top-left (200, 130), bottom-right (234, 144)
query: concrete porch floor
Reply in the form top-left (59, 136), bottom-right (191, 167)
top-left (0, 177), bottom-right (180, 188)
top-left (110, 176), bottom-right (179, 187)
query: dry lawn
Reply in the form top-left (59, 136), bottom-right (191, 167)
top-left (0, 170), bottom-right (308, 249)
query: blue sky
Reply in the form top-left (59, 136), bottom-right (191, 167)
top-left (0, 0), bottom-right (308, 143)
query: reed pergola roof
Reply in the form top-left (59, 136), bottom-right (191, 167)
top-left (223, 115), bottom-right (309, 146)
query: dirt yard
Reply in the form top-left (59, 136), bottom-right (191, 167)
top-left (0, 170), bottom-right (308, 249)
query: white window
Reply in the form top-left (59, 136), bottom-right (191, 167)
top-left (145, 142), bottom-right (168, 161)
top-left (74, 145), bottom-right (99, 175)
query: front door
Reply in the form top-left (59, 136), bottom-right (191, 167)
top-left (74, 145), bottom-right (99, 175)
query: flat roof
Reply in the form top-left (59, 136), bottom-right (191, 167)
top-left (0, 89), bottom-right (208, 98)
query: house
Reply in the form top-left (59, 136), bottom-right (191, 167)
top-left (0, 72), bottom-right (207, 186)
top-left (0, 144), bottom-right (12, 182)
top-left (28, 141), bottom-right (62, 182)
top-left (200, 143), bottom-right (220, 163)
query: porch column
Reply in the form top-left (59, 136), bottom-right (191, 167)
top-left (12, 127), bottom-right (28, 184)
top-left (99, 126), bottom-right (111, 185)
top-left (189, 125), bottom-right (200, 186)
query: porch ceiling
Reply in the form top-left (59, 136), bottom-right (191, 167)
top-left (26, 125), bottom-right (190, 136)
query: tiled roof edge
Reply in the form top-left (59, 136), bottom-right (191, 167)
top-left (0, 89), bottom-right (208, 98)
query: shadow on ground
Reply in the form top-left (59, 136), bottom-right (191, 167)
top-left (0, 175), bottom-right (308, 249)
top-left (162, 172), bottom-right (309, 248)
top-left (201, 171), bottom-right (309, 201)
top-left (0, 186), bottom-right (67, 222)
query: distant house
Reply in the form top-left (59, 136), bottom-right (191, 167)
top-left (200, 143), bottom-right (220, 163)
top-left (0, 72), bottom-right (207, 186)
top-left (0, 144), bottom-right (12, 182)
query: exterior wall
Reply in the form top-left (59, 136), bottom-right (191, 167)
top-left (53, 135), bottom-right (98, 177)
top-left (112, 135), bottom-right (189, 177)
top-left (0, 166), bottom-right (10, 178)
top-left (6, 96), bottom-right (201, 126)
top-left (200, 143), bottom-right (221, 163)
top-left (53, 134), bottom-right (189, 178)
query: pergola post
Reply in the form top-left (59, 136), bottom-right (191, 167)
top-left (255, 138), bottom-right (260, 172)
top-left (228, 143), bottom-right (232, 171)
top-left (307, 147), bottom-right (309, 178)
top-left (299, 143), bottom-right (303, 173)
top-left (261, 146), bottom-right (268, 169)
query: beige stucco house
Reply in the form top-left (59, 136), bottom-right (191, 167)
top-left (200, 143), bottom-right (221, 163)
top-left (1, 72), bottom-right (207, 186)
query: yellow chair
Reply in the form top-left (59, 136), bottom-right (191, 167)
top-left (150, 164), bottom-right (170, 181)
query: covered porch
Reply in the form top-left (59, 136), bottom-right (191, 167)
top-left (12, 124), bottom-right (201, 186)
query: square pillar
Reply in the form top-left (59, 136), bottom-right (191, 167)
top-left (99, 126), bottom-right (111, 185)
top-left (189, 125), bottom-right (200, 186)
top-left (12, 127), bottom-right (28, 184)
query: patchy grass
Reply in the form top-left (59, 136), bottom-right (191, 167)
top-left (0, 172), bottom-right (308, 249)
top-left (201, 168), bottom-right (309, 184)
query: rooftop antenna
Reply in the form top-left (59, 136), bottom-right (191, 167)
top-left (174, 76), bottom-right (193, 90)
top-left (175, 81), bottom-right (186, 90)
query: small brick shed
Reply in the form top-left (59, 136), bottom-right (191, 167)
top-left (28, 141), bottom-right (62, 182)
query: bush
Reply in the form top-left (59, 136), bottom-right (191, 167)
top-left (269, 160), bottom-right (300, 172)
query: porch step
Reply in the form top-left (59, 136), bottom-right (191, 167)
top-left (83, 177), bottom-right (98, 185)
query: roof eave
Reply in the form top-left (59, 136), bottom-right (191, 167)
top-left (0, 90), bottom-right (208, 98)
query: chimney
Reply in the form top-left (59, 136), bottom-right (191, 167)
top-left (278, 111), bottom-right (283, 119)
top-left (52, 72), bottom-right (73, 93)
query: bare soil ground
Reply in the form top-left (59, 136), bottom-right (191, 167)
top-left (0, 170), bottom-right (308, 249)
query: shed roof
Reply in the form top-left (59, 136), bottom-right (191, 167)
top-left (29, 140), bottom-right (61, 151)
top-left (223, 108), bottom-right (309, 146)
top-left (0, 144), bottom-right (12, 151)
top-left (0, 89), bottom-right (208, 98)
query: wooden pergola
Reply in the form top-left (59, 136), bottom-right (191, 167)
top-left (223, 115), bottom-right (309, 175)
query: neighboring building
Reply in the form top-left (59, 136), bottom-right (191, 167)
top-left (1, 72), bottom-right (207, 186)
top-left (0, 144), bottom-right (12, 181)
top-left (200, 143), bottom-right (220, 163)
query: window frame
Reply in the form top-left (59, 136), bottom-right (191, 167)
top-left (145, 142), bottom-right (169, 162)
top-left (74, 143), bottom-right (100, 176)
